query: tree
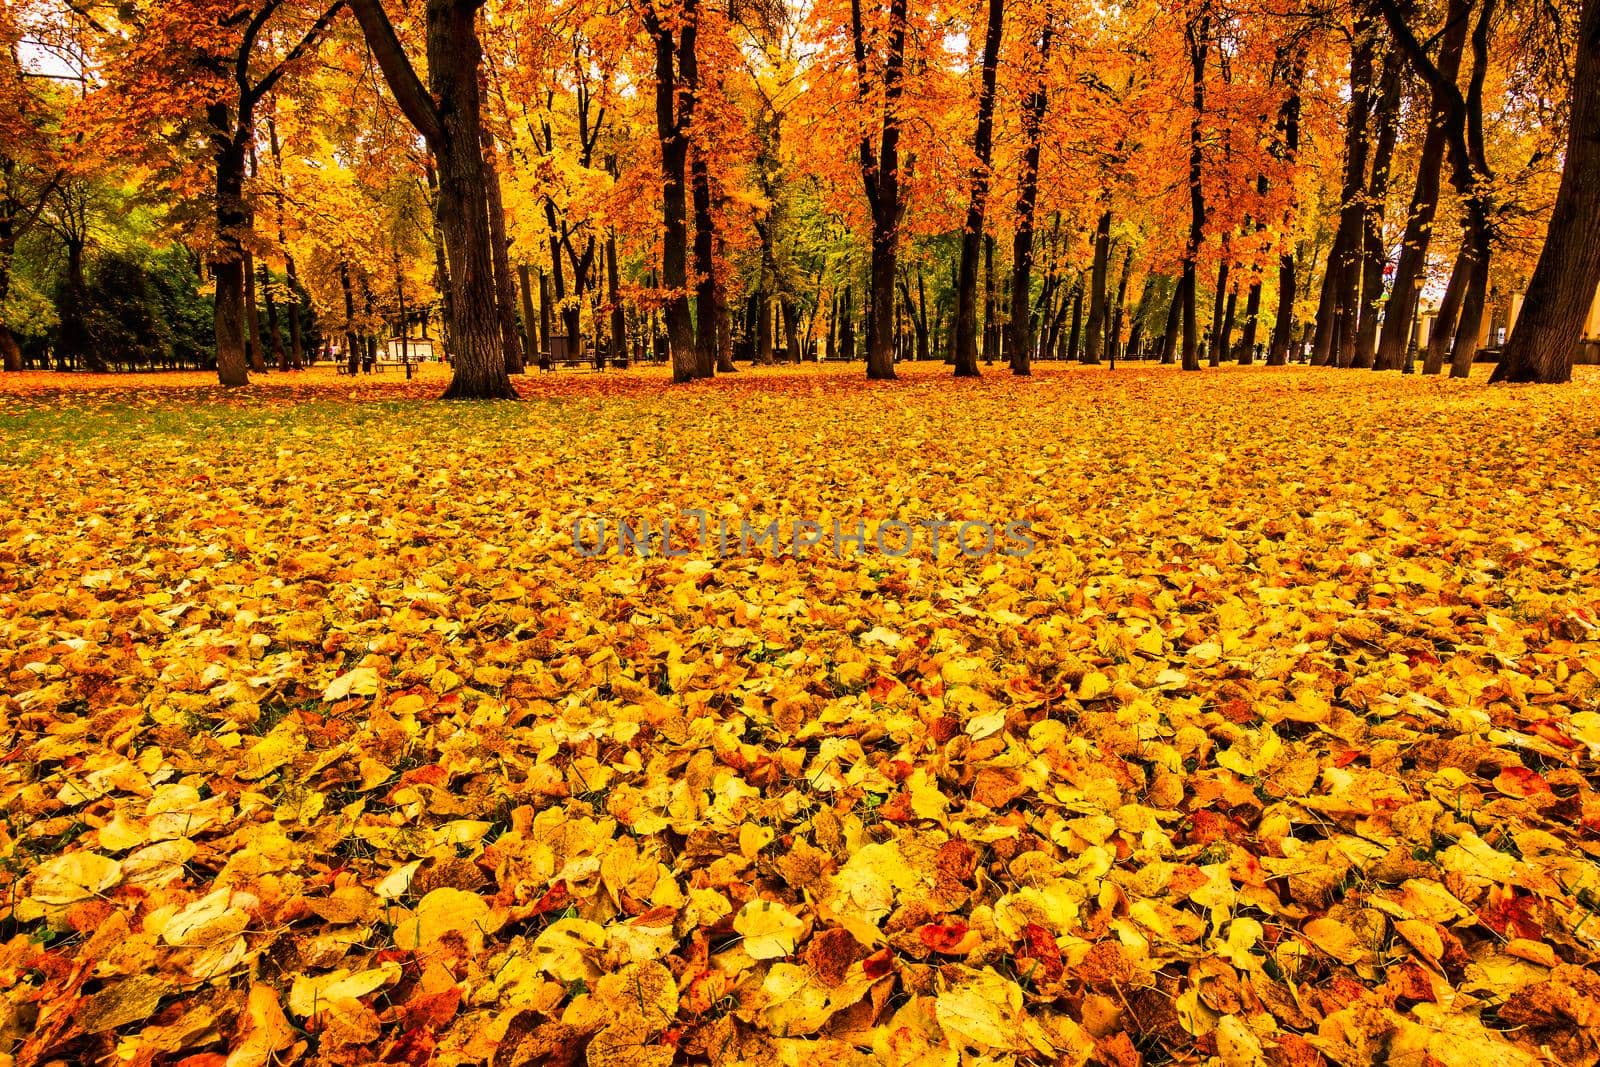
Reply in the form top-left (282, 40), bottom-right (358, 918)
top-left (1374, 0), bottom-right (1471, 371)
top-left (1179, 7), bottom-right (1210, 372)
top-left (951, 0), bottom-right (1005, 377)
top-left (849, 0), bottom-right (910, 380)
top-left (348, 0), bottom-right (517, 398)
top-left (1493, 0), bottom-right (1600, 382)
top-left (1008, 18), bottom-right (1053, 376)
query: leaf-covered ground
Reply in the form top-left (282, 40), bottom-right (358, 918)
top-left (2, 363), bottom-right (1599, 1067)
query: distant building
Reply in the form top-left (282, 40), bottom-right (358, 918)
top-left (1413, 285), bottom-right (1600, 363)
top-left (382, 337), bottom-right (437, 362)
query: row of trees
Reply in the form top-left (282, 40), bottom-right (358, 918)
top-left (0, 0), bottom-right (1594, 394)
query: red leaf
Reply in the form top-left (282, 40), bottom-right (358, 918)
top-left (918, 921), bottom-right (970, 954)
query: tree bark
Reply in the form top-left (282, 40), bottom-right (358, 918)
top-left (1210, 256), bottom-right (1230, 365)
top-left (245, 248), bottom-right (266, 372)
top-left (1420, 238), bottom-right (1468, 373)
top-left (1007, 31), bottom-right (1050, 375)
top-left (1494, 0), bottom-right (1600, 382)
top-left (1448, 198), bottom-right (1491, 377)
top-left (691, 151), bottom-right (717, 377)
top-left (952, 0), bottom-right (1005, 376)
top-left (340, 260), bottom-right (359, 375)
top-left (349, 0), bottom-right (515, 398)
top-left (211, 107), bottom-right (251, 387)
top-left (1375, 0), bottom-right (1471, 370)
top-left (854, 0), bottom-right (908, 379)
top-left (1332, 10), bottom-right (1377, 368)
top-left (483, 151), bottom-right (524, 374)
top-left (1084, 209), bottom-right (1110, 363)
top-left (1355, 47), bottom-right (1403, 369)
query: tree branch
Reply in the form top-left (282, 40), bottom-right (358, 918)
top-left (346, 0), bottom-right (443, 143)
top-left (247, 0), bottom-right (347, 108)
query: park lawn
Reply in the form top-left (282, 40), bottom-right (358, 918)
top-left (2, 362), bottom-right (1599, 1066)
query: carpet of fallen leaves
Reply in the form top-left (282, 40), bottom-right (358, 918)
top-left (2, 362), bottom-right (1600, 1067)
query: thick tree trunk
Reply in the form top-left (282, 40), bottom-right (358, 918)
top-left (643, 0), bottom-right (698, 382)
top-left (340, 261), bottom-right (359, 375)
top-left (1008, 25), bottom-right (1050, 375)
top-left (1376, 0), bottom-right (1471, 370)
top-left (1210, 257), bottom-right (1230, 364)
top-left (1333, 13), bottom-right (1377, 369)
top-left (262, 260), bottom-right (286, 370)
top-left (1084, 209), bottom-right (1110, 363)
top-left (1161, 276), bottom-right (1184, 364)
top-left (1493, 0), bottom-right (1600, 382)
top-left (690, 151), bottom-right (717, 377)
top-left (1423, 238), bottom-right (1471, 374)
top-left (211, 110), bottom-right (250, 387)
top-left (1448, 198), bottom-right (1491, 377)
top-left (1355, 48), bottom-right (1403, 369)
top-left (59, 238), bottom-right (102, 372)
top-left (855, 0), bottom-right (907, 380)
top-left (756, 291), bottom-right (774, 365)
top-left (483, 152), bottom-right (524, 374)
top-left (1310, 235), bottom-right (1341, 366)
top-left (244, 249), bottom-right (265, 373)
top-left (952, 0), bottom-right (1005, 377)
top-left (1214, 287), bottom-right (1236, 368)
top-left (1268, 248), bottom-right (1297, 365)
top-left (351, 0), bottom-right (514, 397)
top-left (517, 262), bottom-right (538, 363)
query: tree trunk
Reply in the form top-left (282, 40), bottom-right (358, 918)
top-left (423, 160), bottom-right (455, 364)
top-left (1084, 209), bottom-right (1110, 363)
top-left (483, 152), bottom-right (524, 374)
top-left (1214, 287), bottom-right (1236, 368)
top-left (756, 292), bottom-right (774, 365)
top-left (1181, 14), bottom-right (1209, 372)
top-left (211, 108), bottom-right (250, 387)
top-left (1376, 0), bottom-right (1471, 370)
top-left (1210, 257), bottom-right (1230, 364)
top-left (690, 153), bottom-right (717, 377)
top-left (268, 117), bottom-right (306, 369)
top-left (1268, 247), bottom-right (1297, 364)
top-left (1067, 281), bottom-right (1084, 362)
top-left (340, 261), bottom-right (359, 375)
top-left (951, 0), bottom-right (1005, 376)
top-left (262, 260), bottom-right (286, 370)
top-left (641, 0), bottom-right (698, 382)
top-left (1110, 248), bottom-right (1132, 363)
top-left (1161, 276), bottom-right (1184, 364)
top-left (1309, 234), bottom-right (1341, 366)
top-left (349, 0), bottom-right (514, 397)
top-left (1355, 47), bottom-right (1403, 369)
top-left (1448, 198), bottom-right (1491, 376)
top-left (1493, 0), bottom-right (1600, 382)
top-left (1236, 278), bottom-right (1261, 364)
top-left (59, 238), bottom-right (101, 372)
top-left (1009, 23), bottom-right (1051, 376)
top-left (244, 249), bottom-right (265, 373)
top-left (1333, 12), bottom-right (1377, 369)
top-left (1420, 238), bottom-right (1468, 373)
top-left (854, 0), bottom-right (907, 380)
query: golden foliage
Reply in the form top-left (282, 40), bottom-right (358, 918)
top-left (1, 363), bottom-right (1599, 1064)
